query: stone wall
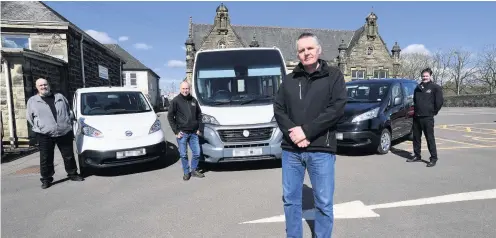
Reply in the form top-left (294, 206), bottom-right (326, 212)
top-left (444, 94), bottom-right (496, 107)
top-left (29, 32), bottom-right (69, 62)
top-left (199, 25), bottom-right (245, 50)
top-left (1, 57), bottom-right (28, 144)
top-left (346, 34), bottom-right (394, 80)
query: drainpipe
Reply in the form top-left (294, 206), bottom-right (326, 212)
top-left (80, 34), bottom-right (85, 87)
top-left (3, 59), bottom-right (16, 148)
top-left (119, 59), bottom-right (122, 87)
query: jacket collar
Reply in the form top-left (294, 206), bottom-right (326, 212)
top-left (292, 59), bottom-right (330, 79)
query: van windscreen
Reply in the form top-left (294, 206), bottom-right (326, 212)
top-left (80, 91), bottom-right (152, 115)
top-left (346, 83), bottom-right (390, 102)
top-left (194, 49), bottom-right (285, 106)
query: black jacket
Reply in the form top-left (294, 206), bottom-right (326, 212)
top-left (167, 94), bottom-right (202, 134)
top-left (273, 59), bottom-right (347, 153)
top-left (413, 81), bottom-right (444, 117)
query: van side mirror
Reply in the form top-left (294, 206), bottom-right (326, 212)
top-left (393, 97), bottom-right (401, 106)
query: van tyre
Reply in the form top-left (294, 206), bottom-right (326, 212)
top-left (377, 128), bottom-right (391, 154)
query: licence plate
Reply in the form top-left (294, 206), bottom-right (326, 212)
top-left (233, 148), bottom-right (263, 157)
top-left (116, 148), bottom-right (146, 159)
top-left (336, 133), bottom-right (343, 140)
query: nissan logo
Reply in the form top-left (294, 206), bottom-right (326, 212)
top-left (125, 131), bottom-right (133, 137)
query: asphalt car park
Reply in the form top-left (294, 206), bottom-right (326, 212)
top-left (2, 108), bottom-right (496, 238)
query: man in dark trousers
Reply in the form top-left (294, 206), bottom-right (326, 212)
top-left (26, 78), bottom-right (84, 189)
top-left (408, 68), bottom-right (444, 167)
top-left (274, 32), bottom-right (347, 238)
top-left (167, 81), bottom-right (205, 180)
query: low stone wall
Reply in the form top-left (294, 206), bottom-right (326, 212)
top-left (444, 94), bottom-right (496, 107)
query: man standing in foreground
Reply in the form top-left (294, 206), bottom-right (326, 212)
top-left (26, 78), bottom-right (84, 189)
top-left (273, 33), bottom-right (347, 238)
top-left (167, 81), bottom-right (205, 180)
top-left (408, 68), bottom-right (444, 167)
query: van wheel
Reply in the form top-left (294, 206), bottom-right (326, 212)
top-left (377, 129), bottom-right (391, 154)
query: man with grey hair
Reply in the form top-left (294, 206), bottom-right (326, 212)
top-left (274, 32), bottom-right (347, 237)
top-left (26, 78), bottom-right (84, 189)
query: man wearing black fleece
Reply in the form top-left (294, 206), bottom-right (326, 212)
top-left (407, 68), bottom-right (444, 167)
top-left (273, 32), bottom-right (347, 238)
top-left (167, 81), bottom-right (205, 180)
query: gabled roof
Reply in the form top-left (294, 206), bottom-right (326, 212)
top-left (104, 44), bottom-right (160, 79)
top-left (192, 23), bottom-right (362, 61)
top-left (1, 1), bottom-right (68, 23)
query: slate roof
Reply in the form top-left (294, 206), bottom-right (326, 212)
top-left (191, 23), bottom-right (363, 61)
top-left (1, 1), bottom-right (69, 23)
top-left (104, 44), bottom-right (160, 79)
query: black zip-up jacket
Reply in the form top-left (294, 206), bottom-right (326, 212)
top-left (167, 93), bottom-right (202, 135)
top-left (413, 81), bottom-right (444, 117)
top-left (273, 59), bottom-right (347, 153)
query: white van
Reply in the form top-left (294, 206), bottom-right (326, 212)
top-left (192, 47), bottom-right (287, 163)
top-left (72, 86), bottom-right (166, 175)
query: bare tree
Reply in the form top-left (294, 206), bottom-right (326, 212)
top-left (430, 50), bottom-right (452, 87)
top-left (474, 45), bottom-right (496, 94)
top-left (399, 53), bottom-right (432, 80)
top-left (447, 48), bottom-right (477, 95)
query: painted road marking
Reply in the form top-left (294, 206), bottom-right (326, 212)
top-left (240, 189), bottom-right (496, 223)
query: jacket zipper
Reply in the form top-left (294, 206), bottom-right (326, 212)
top-left (299, 81), bottom-right (302, 99)
top-left (325, 130), bottom-right (330, 146)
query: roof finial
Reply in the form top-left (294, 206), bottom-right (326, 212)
top-left (188, 16), bottom-right (193, 38)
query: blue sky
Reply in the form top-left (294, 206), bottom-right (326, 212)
top-left (45, 1), bottom-right (495, 92)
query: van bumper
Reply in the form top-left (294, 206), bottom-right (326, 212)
top-left (336, 130), bottom-right (381, 147)
top-left (200, 122), bottom-right (283, 163)
top-left (80, 141), bottom-right (167, 168)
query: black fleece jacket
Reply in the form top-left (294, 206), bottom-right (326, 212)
top-left (273, 59), bottom-right (347, 153)
top-left (167, 93), bottom-right (202, 135)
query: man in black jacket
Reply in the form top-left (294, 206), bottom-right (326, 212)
top-left (167, 81), bottom-right (205, 180)
top-left (407, 68), bottom-right (444, 167)
top-left (273, 32), bottom-right (347, 238)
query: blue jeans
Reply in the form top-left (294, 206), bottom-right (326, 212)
top-left (282, 150), bottom-right (336, 238)
top-left (177, 132), bottom-right (201, 174)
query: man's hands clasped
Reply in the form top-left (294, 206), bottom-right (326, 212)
top-left (289, 126), bottom-right (310, 148)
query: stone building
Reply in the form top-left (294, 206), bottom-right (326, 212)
top-left (1, 1), bottom-right (125, 148)
top-left (185, 3), bottom-right (402, 82)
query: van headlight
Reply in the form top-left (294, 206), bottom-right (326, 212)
top-left (81, 123), bottom-right (103, 138)
top-left (352, 107), bottom-right (380, 123)
top-left (149, 119), bottom-right (162, 134)
top-left (202, 114), bottom-right (219, 125)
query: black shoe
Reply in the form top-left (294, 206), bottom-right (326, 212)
top-left (426, 160), bottom-right (437, 167)
top-left (406, 156), bottom-right (421, 162)
top-left (192, 170), bottom-right (205, 178)
top-left (41, 181), bottom-right (51, 189)
top-left (68, 174), bottom-right (84, 181)
top-left (183, 173), bottom-right (191, 181)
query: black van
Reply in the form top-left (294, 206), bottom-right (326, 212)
top-left (336, 78), bottom-right (418, 154)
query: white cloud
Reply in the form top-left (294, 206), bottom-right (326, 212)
top-left (402, 44), bottom-right (431, 55)
top-left (118, 36), bottom-right (129, 42)
top-left (182, 46), bottom-right (187, 51)
top-left (167, 60), bottom-right (186, 68)
top-left (85, 29), bottom-right (116, 44)
top-left (134, 43), bottom-right (152, 50)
